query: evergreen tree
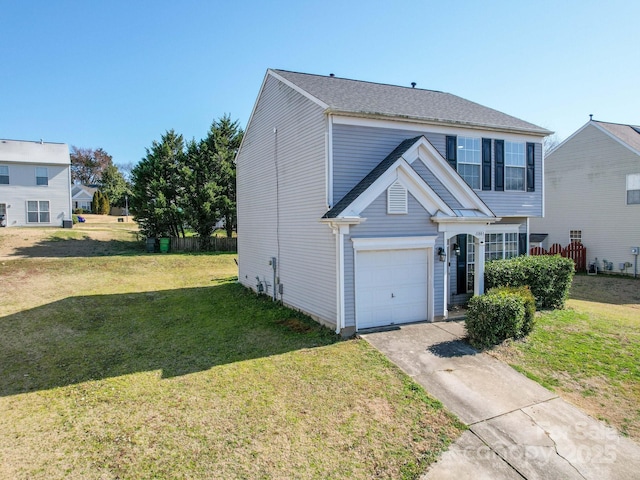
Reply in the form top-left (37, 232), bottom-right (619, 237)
top-left (130, 130), bottom-right (186, 238)
top-left (202, 115), bottom-right (243, 238)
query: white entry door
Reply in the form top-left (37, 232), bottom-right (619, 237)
top-left (355, 248), bottom-right (429, 329)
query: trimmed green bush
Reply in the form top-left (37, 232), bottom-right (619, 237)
top-left (466, 290), bottom-right (525, 349)
top-left (494, 286), bottom-right (536, 336)
top-left (485, 255), bottom-right (574, 309)
top-left (72, 214), bottom-right (79, 224)
top-left (466, 286), bottom-right (536, 349)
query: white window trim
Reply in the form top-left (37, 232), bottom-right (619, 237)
top-left (504, 141), bottom-right (526, 192)
top-left (36, 167), bottom-right (48, 186)
top-left (626, 173), bottom-right (640, 205)
top-left (26, 200), bottom-right (50, 224)
top-left (457, 136), bottom-right (481, 190)
top-left (0, 165), bottom-right (9, 185)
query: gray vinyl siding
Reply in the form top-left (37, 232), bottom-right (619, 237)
top-left (0, 162), bottom-right (71, 227)
top-left (332, 123), bottom-right (542, 218)
top-left (410, 160), bottom-right (463, 209)
top-left (237, 74), bottom-right (337, 326)
top-left (478, 142), bottom-right (543, 217)
top-left (529, 124), bottom-right (640, 272)
top-left (332, 124), bottom-right (445, 205)
top-left (342, 192), bottom-right (444, 327)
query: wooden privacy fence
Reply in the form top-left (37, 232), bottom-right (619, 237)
top-left (169, 236), bottom-right (237, 253)
top-left (530, 242), bottom-right (586, 272)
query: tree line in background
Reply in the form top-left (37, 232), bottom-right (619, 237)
top-left (70, 146), bottom-right (131, 213)
top-left (130, 115), bottom-right (243, 241)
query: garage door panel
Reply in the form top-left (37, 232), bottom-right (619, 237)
top-left (356, 248), bottom-right (429, 330)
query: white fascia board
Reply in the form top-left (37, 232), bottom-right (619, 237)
top-left (339, 159), bottom-right (454, 218)
top-left (546, 121), bottom-right (592, 159)
top-left (352, 235), bottom-right (437, 251)
top-left (235, 71), bottom-right (270, 159)
top-left (591, 122), bottom-right (640, 157)
top-left (404, 140), bottom-right (494, 217)
top-left (268, 69), bottom-right (329, 110)
top-left (331, 115), bottom-right (549, 141)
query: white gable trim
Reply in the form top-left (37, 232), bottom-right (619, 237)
top-left (402, 137), bottom-right (494, 217)
top-left (338, 158), bottom-right (455, 218)
top-left (591, 122), bottom-right (640, 157)
top-left (268, 70), bottom-right (330, 110)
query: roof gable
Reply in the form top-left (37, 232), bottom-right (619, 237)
top-left (324, 136), bottom-right (493, 220)
top-left (550, 120), bottom-right (640, 158)
top-left (271, 69), bottom-right (551, 136)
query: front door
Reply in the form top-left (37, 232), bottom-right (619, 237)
top-left (456, 234), bottom-right (467, 294)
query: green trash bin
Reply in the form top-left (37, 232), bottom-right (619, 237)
top-left (159, 237), bottom-right (170, 253)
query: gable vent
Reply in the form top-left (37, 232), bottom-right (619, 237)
top-left (387, 180), bottom-right (408, 214)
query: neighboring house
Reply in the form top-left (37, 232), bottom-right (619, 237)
top-left (237, 69), bottom-right (550, 335)
top-left (71, 184), bottom-right (98, 212)
top-left (0, 139), bottom-right (72, 227)
top-left (530, 119), bottom-right (640, 275)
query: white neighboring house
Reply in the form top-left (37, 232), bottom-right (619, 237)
top-left (530, 119), bottom-right (640, 275)
top-left (71, 184), bottom-right (98, 212)
top-left (0, 139), bottom-right (72, 227)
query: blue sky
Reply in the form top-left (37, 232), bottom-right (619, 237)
top-left (1, 0), bottom-right (638, 167)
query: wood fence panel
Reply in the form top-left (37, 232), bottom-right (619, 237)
top-left (168, 236), bottom-right (237, 253)
top-left (529, 242), bottom-right (586, 272)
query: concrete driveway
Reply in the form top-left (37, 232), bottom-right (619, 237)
top-left (360, 321), bottom-right (640, 480)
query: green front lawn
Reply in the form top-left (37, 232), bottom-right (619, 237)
top-left (490, 274), bottom-right (640, 439)
top-left (0, 252), bottom-right (463, 479)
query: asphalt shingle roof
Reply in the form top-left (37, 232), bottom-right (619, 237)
top-left (273, 69), bottom-right (551, 135)
top-left (594, 121), bottom-right (640, 153)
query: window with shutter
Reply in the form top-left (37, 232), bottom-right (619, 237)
top-left (494, 140), bottom-right (504, 191)
top-left (482, 138), bottom-right (492, 190)
top-left (387, 180), bottom-right (408, 214)
top-left (526, 143), bottom-right (535, 192)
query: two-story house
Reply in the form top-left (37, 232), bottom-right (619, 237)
top-left (237, 70), bottom-right (550, 335)
top-left (530, 119), bottom-right (640, 275)
top-left (0, 139), bottom-right (72, 227)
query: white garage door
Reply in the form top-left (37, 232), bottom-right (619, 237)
top-left (355, 248), bottom-right (429, 329)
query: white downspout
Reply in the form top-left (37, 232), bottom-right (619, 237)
top-left (474, 235), bottom-right (486, 296)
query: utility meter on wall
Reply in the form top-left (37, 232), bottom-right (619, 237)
top-left (632, 247), bottom-right (640, 255)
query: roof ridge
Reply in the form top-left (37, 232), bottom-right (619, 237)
top-left (272, 69), bottom-right (447, 95)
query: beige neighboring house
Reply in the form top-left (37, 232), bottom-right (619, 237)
top-left (530, 119), bottom-right (640, 275)
top-left (0, 139), bottom-right (72, 227)
top-left (72, 184), bottom-right (98, 212)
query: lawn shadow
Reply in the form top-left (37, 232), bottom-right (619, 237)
top-left (428, 340), bottom-right (477, 358)
top-left (10, 236), bottom-right (144, 258)
top-left (0, 283), bottom-right (339, 397)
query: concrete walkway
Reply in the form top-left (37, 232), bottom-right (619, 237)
top-left (360, 321), bottom-right (640, 480)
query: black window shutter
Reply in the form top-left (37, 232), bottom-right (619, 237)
top-left (519, 233), bottom-right (527, 256)
top-left (526, 143), bottom-right (535, 192)
top-left (494, 140), bottom-right (504, 191)
top-left (446, 135), bottom-right (457, 169)
top-left (482, 138), bottom-right (491, 190)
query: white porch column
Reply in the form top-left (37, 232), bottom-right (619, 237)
top-left (474, 236), bottom-right (485, 296)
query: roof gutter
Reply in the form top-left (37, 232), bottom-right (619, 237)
top-left (324, 109), bottom-right (553, 137)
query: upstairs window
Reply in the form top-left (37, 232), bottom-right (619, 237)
top-left (505, 142), bottom-right (525, 191)
top-left (627, 174), bottom-right (640, 205)
top-left (457, 137), bottom-right (481, 189)
top-left (387, 180), bottom-right (408, 214)
top-left (27, 200), bottom-right (50, 223)
top-left (36, 167), bottom-right (48, 186)
top-left (570, 230), bottom-right (582, 243)
top-left (0, 165), bottom-right (8, 185)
